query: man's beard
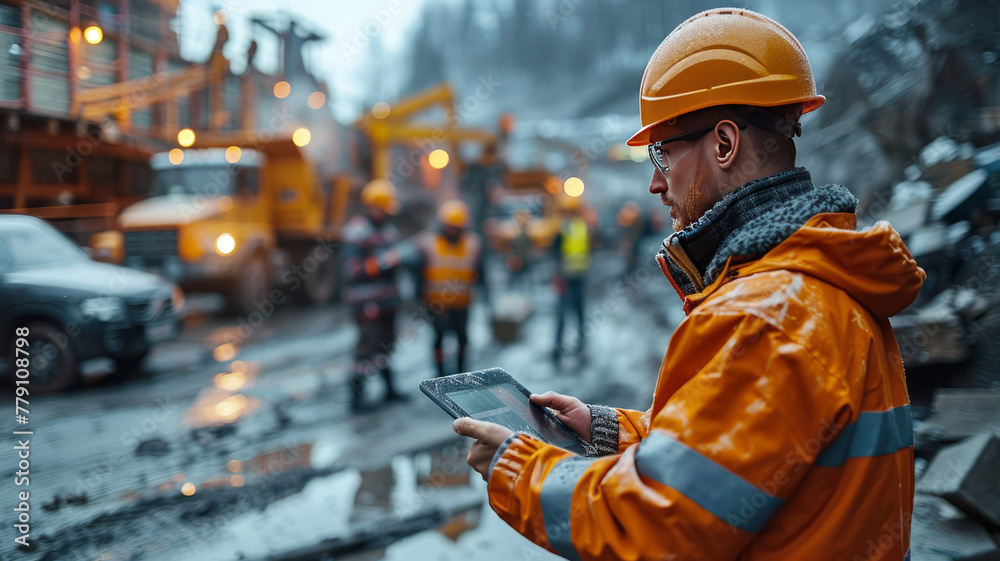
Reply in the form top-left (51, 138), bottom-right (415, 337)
top-left (663, 164), bottom-right (709, 233)
top-left (660, 194), bottom-right (683, 233)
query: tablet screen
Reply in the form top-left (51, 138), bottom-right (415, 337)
top-left (447, 383), bottom-right (582, 450)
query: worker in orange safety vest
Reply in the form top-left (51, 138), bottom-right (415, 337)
top-left (454, 8), bottom-right (924, 561)
top-left (420, 199), bottom-right (485, 377)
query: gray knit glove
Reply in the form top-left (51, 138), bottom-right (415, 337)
top-left (587, 404), bottom-right (620, 456)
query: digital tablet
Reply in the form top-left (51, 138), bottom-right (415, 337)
top-left (420, 367), bottom-right (590, 454)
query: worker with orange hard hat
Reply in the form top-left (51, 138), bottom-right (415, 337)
top-left (420, 199), bottom-right (485, 377)
top-left (343, 179), bottom-right (408, 410)
top-left (455, 8), bottom-right (924, 561)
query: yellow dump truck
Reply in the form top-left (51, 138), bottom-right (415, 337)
top-left (94, 138), bottom-right (351, 315)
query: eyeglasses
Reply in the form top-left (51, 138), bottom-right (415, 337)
top-left (647, 121), bottom-right (747, 176)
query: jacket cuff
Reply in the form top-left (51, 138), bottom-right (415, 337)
top-left (488, 433), bottom-right (519, 482)
top-left (487, 434), bottom-right (547, 511)
top-left (587, 404), bottom-right (620, 456)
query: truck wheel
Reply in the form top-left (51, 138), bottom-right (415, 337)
top-left (13, 321), bottom-right (78, 393)
top-left (293, 245), bottom-right (338, 305)
top-left (228, 254), bottom-right (270, 316)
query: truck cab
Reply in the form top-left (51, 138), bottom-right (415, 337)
top-left (111, 147), bottom-right (273, 314)
top-left (96, 142), bottom-right (347, 315)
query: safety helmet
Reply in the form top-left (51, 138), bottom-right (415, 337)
top-left (618, 201), bottom-right (641, 227)
top-left (360, 179), bottom-right (400, 215)
top-left (626, 8), bottom-right (825, 147)
top-left (438, 199), bottom-right (470, 228)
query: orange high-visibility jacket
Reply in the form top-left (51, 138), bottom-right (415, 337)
top-left (423, 231), bottom-right (481, 310)
top-left (488, 212), bottom-right (925, 560)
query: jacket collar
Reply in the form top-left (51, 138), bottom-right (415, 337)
top-left (656, 167), bottom-right (858, 308)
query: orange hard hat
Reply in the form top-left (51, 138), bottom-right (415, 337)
top-left (626, 8), bottom-right (825, 147)
top-left (618, 201), bottom-right (641, 227)
top-left (438, 199), bottom-right (470, 228)
top-left (360, 179), bottom-right (400, 215)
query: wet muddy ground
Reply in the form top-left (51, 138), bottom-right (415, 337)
top-left (4, 248), bottom-right (678, 560)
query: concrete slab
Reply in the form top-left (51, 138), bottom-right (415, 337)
top-left (910, 495), bottom-right (1000, 561)
top-left (920, 389), bottom-right (1000, 442)
top-left (917, 432), bottom-right (1000, 528)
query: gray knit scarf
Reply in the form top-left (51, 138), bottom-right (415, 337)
top-left (658, 167), bottom-right (858, 296)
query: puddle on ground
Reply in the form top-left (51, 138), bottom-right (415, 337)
top-left (183, 361), bottom-right (262, 428)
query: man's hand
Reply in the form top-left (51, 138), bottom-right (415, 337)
top-left (452, 418), bottom-right (514, 481)
top-left (530, 391), bottom-right (592, 443)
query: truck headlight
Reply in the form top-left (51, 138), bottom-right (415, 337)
top-left (80, 297), bottom-right (127, 322)
top-left (216, 233), bottom-right (236, 255)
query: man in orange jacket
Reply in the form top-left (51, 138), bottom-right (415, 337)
top-left (454, 8), bottom-right (924, 561)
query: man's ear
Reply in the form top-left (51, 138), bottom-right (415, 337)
top-left (714, 120), bottom-right (741, 170)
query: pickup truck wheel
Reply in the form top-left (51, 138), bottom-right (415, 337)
top-left (12, 321), bottom-right (78, 393)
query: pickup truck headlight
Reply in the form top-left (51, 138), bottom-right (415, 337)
top-left (215, 233), bottom-right (236, 255)
top-left (80, 297), bottom-right (127, 322)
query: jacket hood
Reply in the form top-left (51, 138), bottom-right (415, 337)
top-left (656, 169), bottom-right (925, 319)
top-left (739, 213), bottom-right (926, 318)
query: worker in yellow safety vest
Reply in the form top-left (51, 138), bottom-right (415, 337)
top-left (552, 194), bottom-right (591, 363)
top-left (420, 199), bottom-right (485, 377)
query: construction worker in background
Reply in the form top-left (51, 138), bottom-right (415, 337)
top-left (552, 194), bottom-right (591, 363)
top-left (617, 200), bottom-right (644, 270)
top-left (507, 209), bottom-right (534, 290)
top-left (461, 143), bottom-right (505, 234)
top-left (342, 180), bottom-right (408, 410)
top-left (455, 8), bottom-right (923, 560)
top-left (420, 199), bottom-right (485, 377)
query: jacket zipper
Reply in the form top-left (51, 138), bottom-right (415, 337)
top-left (666, 233), bottom-right (706, 293)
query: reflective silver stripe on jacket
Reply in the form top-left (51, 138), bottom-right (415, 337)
top-left (538, 455), bottom-right (596, 561)
top-left (634, 430), bottom-right (785, 533)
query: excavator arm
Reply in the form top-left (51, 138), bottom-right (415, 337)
top-left (69, 51), bottom-right (227, 134)
top-left (355, 82), bottom-right (498, 179)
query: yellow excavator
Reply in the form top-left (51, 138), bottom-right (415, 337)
top-left (354, 84), bottom-right (574, 253)
top-left (354, 83), bottom-right (498, 181)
